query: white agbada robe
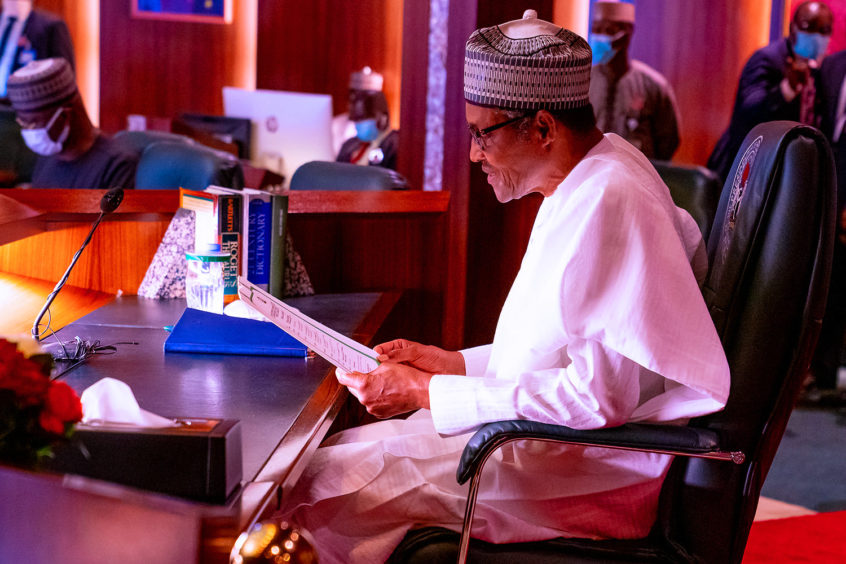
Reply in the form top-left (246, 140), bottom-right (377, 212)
top-left (281, 134), bottom-right (730, 564)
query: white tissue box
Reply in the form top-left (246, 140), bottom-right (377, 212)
top-left (47, 418), bottom-right (242, 503)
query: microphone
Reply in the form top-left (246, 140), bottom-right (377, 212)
top-left (31, 188), bottom-right (125, 344)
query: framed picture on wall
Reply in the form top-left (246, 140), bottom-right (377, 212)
top-left (132, 0), bottom-right (232, 24)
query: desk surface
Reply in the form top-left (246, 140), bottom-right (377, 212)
top-left (53, 294), bottom-right (385, 482)
top-left (0, 292), bottom-right (398, 564)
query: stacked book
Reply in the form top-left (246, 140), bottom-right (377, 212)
top-left (179, 186), bottom-right (289, 300)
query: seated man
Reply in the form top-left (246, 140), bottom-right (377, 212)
top-left (281, 10), bottom-right (729, 564)
top-left (336, 66), bottom-right (399, 170)
top-left (6, 57), bottom-right (138, 189)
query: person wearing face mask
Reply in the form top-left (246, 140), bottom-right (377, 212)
top-left (0, 0), bottom-right (75, 103)
top-left (588, 1), bottom-right (680, 161)
top-left (335, 67), bottom-right (399, 170)
top-left (6, 57), bottom-right (137, 189)
top-left (707, 1), bottom-right (833, 183)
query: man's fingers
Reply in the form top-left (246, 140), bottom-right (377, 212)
top-left (374, 339), bottom-right (405, 355)
top-left (336, 368), bottom-right (365, 387)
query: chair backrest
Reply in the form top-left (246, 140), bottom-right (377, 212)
top-left (113, 129), bottom-right (196, 155)
top-left (658, 122), bottom-right (835, 563)
top-left (134, 140), bottom-right (244, 190)
top-left (651, 160), bottom-right (722, 242)
top-left (289, 160), bottom-right (409, 191)
top-left (0, 106), bottom-right (36, 186)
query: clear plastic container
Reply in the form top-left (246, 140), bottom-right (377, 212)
top-left (185, 244), bottom-right (229, 314)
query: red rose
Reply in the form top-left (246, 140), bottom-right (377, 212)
top-left (39, 381), bottom-right (83, 435)
top-left (0, 343), bottom-right (50, 406)
top-left (39, 411), bottom-right (65, 435)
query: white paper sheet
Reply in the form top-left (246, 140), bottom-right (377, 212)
top-left (237, 277), bottom-right (379, 373)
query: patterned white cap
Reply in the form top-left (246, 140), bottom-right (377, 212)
top-left (7, 57), bottom-right (77, 113)
top-left (464, 9), bottom-right (591, 110)
top-left (350, 66), bottom-right (384, 91)
top-left (594, 1), bottom-right (636, 23)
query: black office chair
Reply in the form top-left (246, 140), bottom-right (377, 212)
top-left (390, 121), bottom-right (836, 564)
top-left (113, 129), bottom-right (197, 155)
top-left (652, 160), bottom-right (722, 242)
top-left (289, 160), bottom-right (409, 191)
top-left (134, 140), bottom-right (244, 190)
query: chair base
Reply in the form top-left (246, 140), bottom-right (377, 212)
top-left (388, 527), bottom-right (687, 564)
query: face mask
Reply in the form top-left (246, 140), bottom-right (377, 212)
top-left (589, 32), bottom-right (624, 65)
top-left (21, 108), bottom-right (69, 156)
top-left (355, 119), bottom-right (380, 142)
top-left (793, 31), bottom-right (830, 61)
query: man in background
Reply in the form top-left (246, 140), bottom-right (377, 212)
top-left (588, 0), bottom-right (680, 161)
top-left (335, 66), bottom-right (399, 170)
top-left (708, 1), bottom-right (833, 182)
top-left (0, 0), bottom-right (75, 102)
top-left (7, 57), bottom-right (138, 189)
top-left (808, 45), bottom-right (846, 402)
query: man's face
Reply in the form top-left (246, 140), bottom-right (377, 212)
top-left (793, 1), bottom-right (833, 36)
top-left (16, 105), bottom-right (70, 142)
top-left (590, 19), bottom-right (632, 47)
top-left (465, 102), bottom-right (548, 203)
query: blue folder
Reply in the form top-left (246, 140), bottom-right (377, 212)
top-left (164, 307), bottom-right (308, 357)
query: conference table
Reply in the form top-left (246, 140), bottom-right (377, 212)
top-left (0, 292), bottom-right (399, 564)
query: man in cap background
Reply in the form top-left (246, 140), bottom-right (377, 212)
top-left (7, 57), bottom-right (138, 189)
top-left (588, 0), bottom-right (680, 161)
top-left (335, 66), bottom-right (399, 170)
top-left (708, 1), bottom-right (833, 182)
top-left (280, 10), bottom-right (728, 563)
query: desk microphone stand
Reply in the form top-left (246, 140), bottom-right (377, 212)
top-left (31, 188), bottom-right (124, 345)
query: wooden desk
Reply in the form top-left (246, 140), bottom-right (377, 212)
top-left (0, 292), bottom-right (398, 564)
top-left (0, 188), bottom-right (458, 348)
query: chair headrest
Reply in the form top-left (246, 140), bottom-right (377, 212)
top-left (289, 161), bottom-right (409, 191)
top-left (135, 140), bottom-right (244, 190)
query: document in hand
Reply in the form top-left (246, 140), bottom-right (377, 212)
top-left (237, 277), bottom-right (380, 373)
top-left (164, 307), bottom-right (308, 357)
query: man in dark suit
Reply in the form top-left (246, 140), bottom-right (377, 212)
top-left (809, 48), bottom-right (846, 399)
top-left (0, 0), bottom-right (75, 100)
top-left (707, 1), bottom-right (833, 183)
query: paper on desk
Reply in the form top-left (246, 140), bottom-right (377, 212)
top-left (80, 377), bottom-right (179, 428)
top-left (237, 276), bottom-right (380, 374)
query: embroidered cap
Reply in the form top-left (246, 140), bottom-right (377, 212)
top-left (350, 66), bottom-right (384, 92)
top-left (594, 1), bottom-right (636, 24)
top-left (6, 57), bottom-right (78, 114)
top-left (464, 9), bottom-right (592, 111)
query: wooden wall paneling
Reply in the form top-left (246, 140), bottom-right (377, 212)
top-left (256, 0), bottom-right (403, 124)
top-left (98, 1), bottom-right (241, 133)
top-left (288, 212), bottom-right (447, 346)
top-left (397, 0), bottom-right (430, 190)
top-left (462, 1), bottom-right (554, 348)
top-left (0, 219), bottom-right (171, 294)
top-left (628, 0), bottom-right (771, 166)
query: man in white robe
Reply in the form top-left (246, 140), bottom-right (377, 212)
top-left (281, 10), bottom-right (730, 564)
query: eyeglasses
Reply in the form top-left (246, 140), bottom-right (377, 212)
top-left (16, 106), bottom-right (64, 130)
top-left (467, 114), bottom-right (532, 151)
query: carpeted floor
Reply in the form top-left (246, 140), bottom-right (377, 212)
top-left (744, 511), bottom-right (846, 563)
top-left (743, 404), bottom-right (846, 562)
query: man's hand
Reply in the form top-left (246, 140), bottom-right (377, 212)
top-left (374, 339), bottom-right (466, 375)
top-left (785, 56), bottom-right (812, 91)
top-left (336, 363), bottom-right (433, 418)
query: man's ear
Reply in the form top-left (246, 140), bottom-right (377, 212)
top-left (535, 110), bottom-right (557, 148)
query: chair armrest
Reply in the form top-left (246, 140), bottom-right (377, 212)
top-left (457, 421), bottom-right (743, 484)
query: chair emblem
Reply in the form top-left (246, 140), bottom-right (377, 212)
top-left (726, 135), bottom-right (762, 231)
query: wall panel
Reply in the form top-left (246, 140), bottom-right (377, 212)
top-left (256, 0), bottom-right (403, 127)
top-left (98, 0), bottom-right (246, 133)
top-left (629, 0), bottom-right (771, 166)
